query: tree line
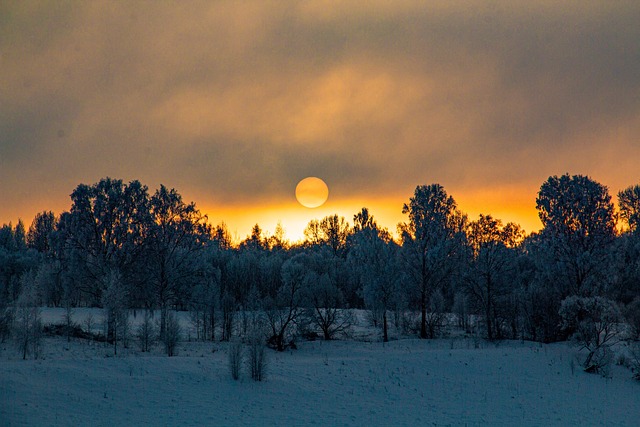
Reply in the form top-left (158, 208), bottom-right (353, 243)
top-left (2, 174), bottom-right (640, 363)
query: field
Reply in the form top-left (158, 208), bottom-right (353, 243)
top-left (1, 309), bottom-right (639, 426)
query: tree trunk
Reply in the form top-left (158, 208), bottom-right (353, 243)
top-left (485, 277), bottom-right (493, 341)
top-left (383, 310), bottom-right (388, 343)
top-left (420, 297), bottom-right (427, 339)
top-left (485, 303), bottom-right (493, 341)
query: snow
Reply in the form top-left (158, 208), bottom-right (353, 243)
top-left (1, 309), bottom-right (639, 426)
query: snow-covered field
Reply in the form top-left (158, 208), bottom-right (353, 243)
top-left (1, 309), bottom-right (639, 426)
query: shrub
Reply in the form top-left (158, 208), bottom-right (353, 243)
top-left (624, 298), bottom-right (640, 340)
top-left (247, 336), bottom-right (267, 382)
top-left (137, 310), bottom-right (156, 352)
top-left (161, 311), bottom-right (181, 357)
top-left (0, 306), bottom-right (14, 343)
top-left (559, 296), bottom-right (621, 374)
top-left (228, 340), bottom-right (243, 381)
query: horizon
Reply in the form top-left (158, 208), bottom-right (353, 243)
top-left (0, 172), bottom-right (610, 243)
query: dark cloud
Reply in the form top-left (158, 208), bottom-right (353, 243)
top-left (1, 1), bottom-right (639, 229)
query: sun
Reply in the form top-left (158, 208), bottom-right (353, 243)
top-left (295, 177), bottom-right (329, 208)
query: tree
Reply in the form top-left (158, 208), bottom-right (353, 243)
top-left (266, 222), bottom-right (288, 251)
top-left (27, 211), bottom-right (56, 254)
top-left (536, 174), bottom-right (616, 297)
top-left (304, 215), bottom-right (351, 256)
top-left (56, 178), bottom-right (151, 306)
top-left (559, 296), bottom-right (621, 374)
top-left (399, 184), bottom-right (466, 339)
top-left (247, 335), bottom-right (268, 381)
top-left (136, 309), bottom-right (156, 352)
top-left (228, 340), bottom-right (243, 380)
top-left (0, 223), bottom-right (16, 252)
top-left (162, 310), bottom-right (181, 357)
top-left (618, 185), bottom-right (640, 233)
top-left (14, 271), bottom-right (43, 360)
top-left (0, 223), bottom-right (39, 304)
top-left (190, 268), bottom-right (220, 341)
top-left (349, 208), bottom-right (398, 342)
top-left (240, 224), bottom-right (267, 252)
top-left (101, 268), bottom-right (129, 356)
top-left (13, 220), bottom-right (27, 252)
top-left (302, 270), bottom-right (352, 341)
top-left (614, 185), bottom-right (640, 304)
top-left (143, 185), bottom-right (210, 338)
top-left (264, 255), bottom-right (305, 351)
top-left (465, 214), bottom-right (523, 340)
top-left (212, 222), bottom-right (234, 250)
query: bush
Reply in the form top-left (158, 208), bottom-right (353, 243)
top-left (161, 311), bottom-right (181, 357)
top-left (228, 340), bottom-right (243, 381)
top-left (14, 305), bottom-right (43, 360)
top-left (0, 306), bottom-right (14, 343)
top-left (247, 336), bottom-right (267, 382)
top-left (624, 298), bottom-right (640, 340)
top-left (136, 310), bottom-right (156, 352)
top-left (629, 341), bottom-right (640, 381)
top-left (559, 296), bottom-right (621, 374)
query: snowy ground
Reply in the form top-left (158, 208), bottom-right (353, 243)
top-left (1, 309), bottom-right (639, 426)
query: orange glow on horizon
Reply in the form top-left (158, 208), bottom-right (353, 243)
top-left (201, 186), bottom-right (542, 245)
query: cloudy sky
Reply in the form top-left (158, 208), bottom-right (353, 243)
top-left (2, 1), bottom-right (639, 241)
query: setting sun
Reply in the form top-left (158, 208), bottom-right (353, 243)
top-left (295, 177), bottom-right (329, 209)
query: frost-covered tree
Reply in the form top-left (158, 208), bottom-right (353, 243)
top-left (190, 268), bottom-right (220, 341)
top-left (536, 174), bottom-right (616, 297)
top-left (27, 211), bottom-right (56, 254)
top-left (0, 222), bottom-right (38, 304)
top-left (559, 296), bottom-right (621, 373)
top-left (302, 270), bottom-right (352, 341)
top-left (14, 271), bottom-right (43, 360)
top-left (624, 298), bottom-right (640, 341)
top-left (228, 340), bottom-right (243, 380)
top-left (399, 184), bottom-right (467, 339)
top-left (143, 185), bottom-right (210, 338)
top-left (56, 178), bottom-right (151, 306)
top-left (524, 175), bottom-right (617, 342)
top-left (247, 335), bottom-right (267, 381)
top-left (101, 268), bottom-right (130, 356)
top-left (136, 309), bottom-right (156, 352)
top-left (618, 185), bottom-right (640, 233)
top-left (612, 186), bottom-right (640, 304)
top-left (13, 220), bottom-right (27, 253)
top-left (465, 214), bottom-right (524, 340)
top-left (304, 215), bottom-right (351, 257)
top-left (264, 255), bottom-right (305, 351)
top-left (162, 310), bottom-right (181, 357)
top-left (349, 208), bottom-right (399, 342)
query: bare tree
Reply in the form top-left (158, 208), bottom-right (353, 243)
top-left (136, 309), bottom-right (156, 352)
top-left (14, 272), bottom-right (43, 360)
top-left (161, 310), bottom-right (181, 357)
top-left (247, 335), bottom-right (267, 381)
top-left (302, 272), bottom-right (352, 341)
top-left (101, 269), bottom-right (130, 356)
top-left (264, 256), bottom-right (305, 351)
top-left (560, 296), bottom-right (621, 374)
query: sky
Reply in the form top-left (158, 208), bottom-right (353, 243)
top-left (2, 1), bottom-right (640, 242)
